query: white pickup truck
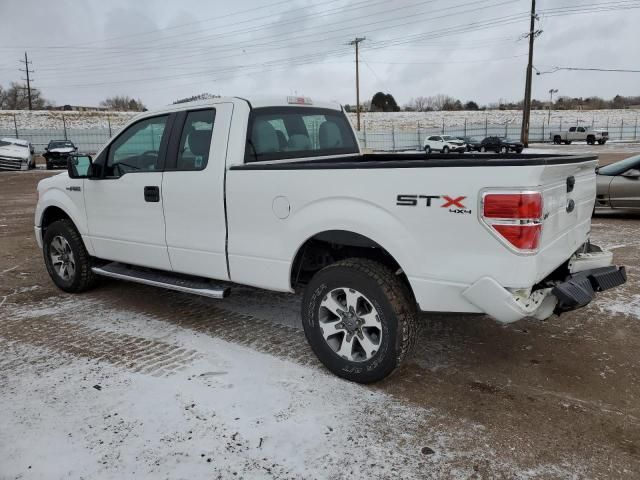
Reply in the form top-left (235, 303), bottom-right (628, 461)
top-left (551, 126), bottom-right (609, 145)
top-left (35, 96), bottom-right (626, 383)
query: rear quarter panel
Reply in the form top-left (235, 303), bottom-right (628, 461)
top-left (225, 159), bottom-right (597, 312)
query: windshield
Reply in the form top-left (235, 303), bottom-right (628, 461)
top-left (599, 155), bottom-right (640, 176)
top-left (50, 141), bottom-right (74, 149)
top-left (442, 135), bottom-right (457, 141)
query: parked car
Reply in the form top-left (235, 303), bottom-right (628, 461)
top-left (457, 136), bottom-right (482, 152)
top-left (595, 154), bottom-right (640, 211)
top-left (34, 95), bottom-right (626, 383)
top-left (477, 136), bottom-right (524, 154)
top-left (0, 137), bottom-right (35, 171)
top-left (423, 135), bottom-right (466, 154)
top-left (551, 126), bottom-right (608, 145)
top-left (44, 140), bottom-right (77, 170)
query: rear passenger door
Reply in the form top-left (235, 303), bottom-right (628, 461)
top-left (161, 103), bottom-right (234, 280)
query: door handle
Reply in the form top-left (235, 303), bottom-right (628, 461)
top-left (144, 186), bottom-right (160, 202)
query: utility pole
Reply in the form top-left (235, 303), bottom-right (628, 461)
top-left (349, 37), bottom-right (366, 131)
top-left (19, 52), bottom-right (34, 110)
top-left (520, 0), bottom-right (539, 147)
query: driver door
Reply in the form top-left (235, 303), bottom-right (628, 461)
top-left (84, 114), bottom-right (174, 270)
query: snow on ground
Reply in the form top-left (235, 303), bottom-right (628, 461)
top-left (1, 108), bottom-right (638, 132)
top-left (348, 109), bottom-right (640, 130)
top-left (0, 296), bottom-right (581, 479)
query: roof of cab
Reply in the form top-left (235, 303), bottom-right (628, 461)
top-left (148, 95), bottom-right (343, 114)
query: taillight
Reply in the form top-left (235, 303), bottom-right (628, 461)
top-left (482, 191), bottom-right (543, 252)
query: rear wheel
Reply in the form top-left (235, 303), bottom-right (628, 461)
top-left (553, 136), bottom-right (562, 145)
top-left (587, 136), bottom-right (595, 145)
top-left (500, 145), bottom-right (508, 154)
top-left (302, 258), bottom-right (417, 383)
top-left (43, 219), bottom-right (97, 293)
top-left (564, 140), bottom-right (572, 145)
top-left (424, 145), bottom-right (431, 155)
top-left (480, 146), bottom-right (487, 153)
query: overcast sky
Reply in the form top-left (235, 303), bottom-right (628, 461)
top-left (0, 0), bottom-right (638, 109)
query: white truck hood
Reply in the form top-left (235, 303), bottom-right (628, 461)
top-left (0, 145), bottom-right (29, 159)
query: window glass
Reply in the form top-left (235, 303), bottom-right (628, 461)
top-left (177, 109), bottom-right (216, 170)
top-left (245, 107), bottom-right (358, 162)
top-left (107, 115), bottom-right (168, 176)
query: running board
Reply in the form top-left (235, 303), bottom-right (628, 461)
top-left (92, 262), bottom-right (229, 299)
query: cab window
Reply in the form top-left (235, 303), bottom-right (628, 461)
top-left (176, 109), bottom-right (216, 171)
top-left (106, 115), bottom-right (169, 176)
top-left (245, 107), bottom-right (358, 162)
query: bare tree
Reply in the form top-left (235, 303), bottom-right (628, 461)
top-left (100, 95), bottom-right (146, 112)
top-left (0, 82), bottom-right (52, 110)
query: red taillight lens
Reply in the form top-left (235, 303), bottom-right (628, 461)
top-left (482, 191), bottom-right (543, 251)
top-left (483, 193), bottom-right (542, 219)
top-left (493, 224), bottom-right (541, 250)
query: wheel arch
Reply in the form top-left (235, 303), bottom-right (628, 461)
top-left (289, 229), bottom-right (415, 301)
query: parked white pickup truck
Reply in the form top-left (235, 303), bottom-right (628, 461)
top-left (551, 126), bottom-right (609, 145)
top-left (35, 96), bottom-right (626, 383)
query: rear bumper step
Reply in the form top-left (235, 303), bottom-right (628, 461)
top-left (552, 265), bottom-right (627, 313)
top-left (92, 262), bottom-right (230, 299)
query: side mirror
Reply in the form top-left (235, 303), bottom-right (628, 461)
top-left (67, 154), bottom-right (92, 179)
top-left (622, 168), bottom-right (640, 179)
top-left (44, 147), bottom-right (49, 151)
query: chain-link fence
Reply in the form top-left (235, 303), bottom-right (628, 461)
top-left (1, 116), bottom-right (638, 154)
top-left (356, 118), bottom-right (640, 151)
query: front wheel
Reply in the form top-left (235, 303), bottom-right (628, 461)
top-left (43, 219), bottom-right (97, 293)
top-left (424, 145), bottom-right (431, 155)
top-left (480, 146), bottom-right (487, 153)
top-left (302, 258), bottom-right (417, 383)
top-left (500, 145), bottom-right (508, 154)
top-left (442, 146), bottom-right (450, 154)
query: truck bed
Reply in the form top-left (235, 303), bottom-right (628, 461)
top-left (230, 153), bottom-right (598, 170)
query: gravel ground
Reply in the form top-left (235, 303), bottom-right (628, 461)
top-left (1, 147), bottom-right (639, 478)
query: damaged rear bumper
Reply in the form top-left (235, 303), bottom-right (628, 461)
top-left (462, 245), bottom-right (627, 324)
top-left (552, 265), bottom-right (627, 314)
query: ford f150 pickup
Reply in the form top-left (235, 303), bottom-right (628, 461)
top-left (35, 96), bottom-right (627, 383)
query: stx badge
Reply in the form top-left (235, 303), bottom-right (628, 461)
top-left (396, 194), bottom-right (471, 214)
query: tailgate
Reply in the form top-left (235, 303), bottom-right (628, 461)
top-left (535, 159), bottom-right (598, 280)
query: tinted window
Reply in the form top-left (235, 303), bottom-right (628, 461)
top-left (245, 107), bottom-right (358, 162)
top-left (176, 109), bottom-right (215, 170)
top-left (106, 115), bottom-right (168, 175)
top-left (49, 141), bottom-right (74, 149)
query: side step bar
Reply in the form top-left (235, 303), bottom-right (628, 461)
top-left (92, 262), bottom-right (230, 299)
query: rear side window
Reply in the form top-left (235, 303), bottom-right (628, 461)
top-left (245, 107), bottom-right (358, 162)
top-left (176, 109), bottom-right (215, 171)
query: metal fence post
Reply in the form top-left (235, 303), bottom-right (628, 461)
top-left (592, 117), bottom-right (595, 129)
top-left (606, 117), bottom-right (609, 132)
top-left (416, 121), bottom-right (421, 149)
top-left (13, 113), bottom-right (18, 137)
top-left (363, 120), bottom-right (367, 148)
top-left (107, 116), bottom-right (112, 137)
top-left (464, 118), bottom-right (467, 137)
top-left (635, 117), bottom-right (638, 140)
top-left (62, 114), bottom-right (68, 140)
top-left (560, 117), bottom-right (563, 131)
top-left (485, 117), bottom-right (488, 137)
top-left (542, 121), bottom-right (545, 142)
top-left (441, 118), bottom-right (445, 135)
top-left (505, 120), bottom-right (508, 137)
top-left (621, 119), bottom-right (624, 140)
top-left (391, 124), bottom-right (396, 151)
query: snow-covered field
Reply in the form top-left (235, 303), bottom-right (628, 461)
top-left (349, 109), bottom-right (640, 130)
top-left (1, 108), bottom-right (638, 132)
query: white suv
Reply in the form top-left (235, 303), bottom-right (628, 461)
top-left (423, 135), bottom-right (466, 154)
